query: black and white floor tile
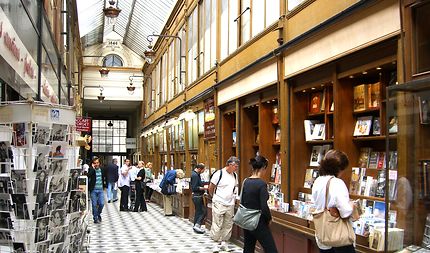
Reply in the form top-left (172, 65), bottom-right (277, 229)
top-left (88, 199), bottom-right (243, 253)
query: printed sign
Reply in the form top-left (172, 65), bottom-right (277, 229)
top-left (126, 138), bottom-right (137, 149)
top-left (75, 117), bottom-right (91, 132)
top-left (204, 97), bottom-right (215, 139)
top-left (50, 109), bottom-right (60, 121)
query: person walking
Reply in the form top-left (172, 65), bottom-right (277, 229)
top-left (191, 163), bottom-right (207, 234)
top-left (208, 156), bottom-right (239, 251)
top-left (241, 155), bottom-right (278, 253)
top-left (133, 161), bottom-right (147, 212)
top-left (118, 159), bottom-right (131, 211)
top-left (105, 158), bottom-right (119, 203)
top-left (144, 162), bottom-right (154, 201)
top-left (87, 157), bottom-right (105, 223)
top-left (312, 149), bottom-right (356, 253)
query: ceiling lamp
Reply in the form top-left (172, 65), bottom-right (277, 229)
top-left (107, 121), bottom-right (113, 127)
top-left (127, 82), bottom-right (136, 94)
top-left (99, 67), bottom-right (110, 78)
top-left (103, 0), bottom-right (121, 25)
top-left (97, 86), bottom-right (105, 103)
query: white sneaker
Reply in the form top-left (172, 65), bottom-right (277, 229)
top-left (220, 241), bottom-right (227, 251)
top-left (193, 224), bottom-right (205, 234)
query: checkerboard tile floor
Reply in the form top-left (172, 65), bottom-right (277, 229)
top-left (88, 200), bottom-right (243, 253)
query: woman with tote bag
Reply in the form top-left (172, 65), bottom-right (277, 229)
top-left (240, 155), bottom-right (278, 253)
top-left (311, 150), bottom-right (356, 253)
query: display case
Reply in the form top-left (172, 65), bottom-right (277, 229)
top-left (385, 78), bottom-right (430, 252)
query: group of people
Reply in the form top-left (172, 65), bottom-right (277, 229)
top-left (87, 157), bottom-right (155, 224)
top-left (189, 150), bottom-right (357, 253)
top-left (88, 148), bottom-right (357, 253)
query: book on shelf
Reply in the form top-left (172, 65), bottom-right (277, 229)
top-left (419, 96), bottom-right (430, 124)
top-left (358, 147), bottom-right (372, 168)
top-left (353, 84), bottom-right (368, 112)
top-left (275, 152), bottom-right (281, 166)
top-left (303, 168), bottom-right (314, 189)
top-left (309, 92), bottom-right (323, 114)
top-left (320, 89), bottom-right (326, 112)
top-left (372, 117), bottom-right (381, 135)
top-left (350, 167), bottom-right (366, 195)
top-left (330, 101), bottom-right (334, 112)
top-left (368, 152), bottom-right (379, 169)
top-left (373, 201), bottom-right (385, 219)
top-left (388, 116), bottom-right (398, 134)
top-left (272, 104), bottom-right (279, 125)
top-left (304, 120), bottom-right (319, 141)
top-left (388, 170), bottom-right (398, 200)
top-left (321, 144), bottom-right (331, 159)
top-left (232, 131), bottom-right (237, 146)
top-left (388, 151), bottom-right (398, 170)
top-left (309, 145), bottom-right (323, 167)
top-left (375, 170), bottom-right (386, 198)
top-left (311, 123), bottom-right (325, 140)
top-left (368, 82), bottom-right (381, 109)
top-left (353, 116), bottom-right (373, 136)
top-left (370, 227), bottom-right (405, 252)
top-left (377, 152), bottom-right (386, 169)
top-left (274, 164), bottom-right (281, 184)
top-left (368, 178), bottom-right (378, 197)
top-left (270, 164), bottom-right (277, 181)
top-left (274, 126), bottom-right (281, 143)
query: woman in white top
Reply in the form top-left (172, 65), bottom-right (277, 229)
top-left (311, 149), bottom-right (355, 253)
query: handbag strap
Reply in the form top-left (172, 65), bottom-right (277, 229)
top-left (324, 177), bottom-right (334, 210)
top-left (239, 178), bottom-right (247, 202)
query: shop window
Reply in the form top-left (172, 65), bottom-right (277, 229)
top-left (413, 2), bottom-right (430, 74)
top-left (102, 54), bottom-right (123, 67)
top-left (91, 120), bottom-right (127, 153)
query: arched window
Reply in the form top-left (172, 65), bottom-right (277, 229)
top-left (102, 54), bottom-right (124, 67)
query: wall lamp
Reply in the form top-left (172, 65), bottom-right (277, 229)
top-left (128, 74), bottom-right (144, 95)
top-left (144, 34), bottom-right (186, 87)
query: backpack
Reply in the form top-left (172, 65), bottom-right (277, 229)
top-left (210, 169), bottom-right (237, 194)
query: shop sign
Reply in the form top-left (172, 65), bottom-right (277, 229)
top-left (75, 117), bottom-right (92, 132)
top-left (204, 97), bottom-right (215, 139)
top-left (126, 138), bottom-right (137, 149)
top-left (0, 7), bottom-right (38, 95)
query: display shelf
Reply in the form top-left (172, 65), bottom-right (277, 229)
top-left (305, 139), bottom-right (334, 145)
top-left (349, 194), bottom-right (385, 202)
top-left (353, 107), bottom-right (381, 115)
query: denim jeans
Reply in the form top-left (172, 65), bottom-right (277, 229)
top-left (90, 189), bottom-right (104, 221)
top-left (106, 182), bottom-right (117, 201)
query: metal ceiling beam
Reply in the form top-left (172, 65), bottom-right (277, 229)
top-left (123, 0), bottom-right (137, 41)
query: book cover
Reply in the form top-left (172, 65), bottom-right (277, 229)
top-left (274, 165), bottom-right (281, 184)
top-left (309, 145), bottom-right (323, 167)
top-left (359, 175), bottom-right (369, 196)
top-left (320, 89), bottom-right (326, 112)
top-left (321, 144), bottom-right (332, 159)
top-left (304, 120), bottom-right (319, 141)
top-left (377, 152), bottom-right (386, 169)
top-left (388, 170), bottom-right (398, 200)
top-left (353, 84), bottom-right (368, 112)
top-left (388, 116), bottom-right (398, 134)
top-left (358, 147), bottom-right (372, 168)
top-left (375, 170), bottom-right (386, 198)
top-left (388, 151), bottom-right (398, 170)
top-left (368, 82), bottom-right (381, 109)
top-left (372, 117), bottom-right (381, 135)
top-left (350, 167), bottom-right (365, 195)
top-left (368, 178), bottom-right (378, 197)
top-left (312, 170), bottom-right (320, 183)
top-left (270, 164), bottom-right (277, 181)
top-left (311, 123), bottom-right (325, 140)
top-left (272, 104), bottom-right (279, 125)
top-left (419, 96), bottom-right (430, 124)
top-left (274, 126), bottom-right (281, 143)
top-left (303, 168), bottom-right (314, 189)
top-left (232, 131), bottom-right (237, 146)
top-left (353, 116), bottom-right (373, 136)
top-left (368, 152), bottom-right (379, 169)
top-left (373, 201), bottom-right (386, 219)
top-left (330, 101), bottom-right (334, 112)
top-left (309, 92), bottom-right (323, 114)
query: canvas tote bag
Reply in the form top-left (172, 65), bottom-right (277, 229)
top-left (233, 178), bottom-right (261, 231)
top-left (312, 177), bottom-right (355, 247)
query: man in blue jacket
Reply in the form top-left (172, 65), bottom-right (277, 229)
top-left (105, 158), bottom-right (119, 203)
top-left (159, 169), bottom-right (184, 215)
top-left (88, 157), bottom-right (105, 223)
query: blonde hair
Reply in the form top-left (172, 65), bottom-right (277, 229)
top-left (176, 169), bottom-right (185, 179)
top-left (145, 162), bottom-right (152, 168)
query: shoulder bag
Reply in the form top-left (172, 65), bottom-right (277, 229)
top-left (312, 177), bottom-right (355, 247)
top-left (233, 178), bottom-right (261, 231)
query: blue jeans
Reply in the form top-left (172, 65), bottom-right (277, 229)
top-left (107, 182), bottom-right (117, 201)
top-left (90, 189), bottom-right (104, 221)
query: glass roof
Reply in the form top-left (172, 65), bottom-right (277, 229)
top-left (77, 0), bottom-right (177, 57)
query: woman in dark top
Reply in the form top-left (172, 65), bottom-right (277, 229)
top-left (241, 155), bottom-right (278, 253)
top-left (133, 161), bottom-right (147, 212)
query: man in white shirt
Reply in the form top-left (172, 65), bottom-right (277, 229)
top-left (118, 159), bottom-right (131, 211)
top-left (208, 156), bottom-right (239, 251)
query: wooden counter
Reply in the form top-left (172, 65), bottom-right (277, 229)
top-left (147, 183), bottom-right (191, 219)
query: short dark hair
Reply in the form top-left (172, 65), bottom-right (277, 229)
top-left (226, 156), bottom-right (240, 166)
top-left (195, 163), bottom-right (205, 169)
top-left (91, 157), bottom-right (99, 164)
top-left (319, 150), bottom-right (349, 176)
top-left (249, 155), bottom-right (268, 170)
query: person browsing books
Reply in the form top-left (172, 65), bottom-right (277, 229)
top-left (241, 155), bottom-right (278, 253)
top-left (311, 150), bottom-right (357, 253)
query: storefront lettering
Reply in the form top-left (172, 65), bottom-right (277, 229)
top-left (3, 32), bottom-right (21, 61)
top-left (24, 55), bottom-right (35, 78)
